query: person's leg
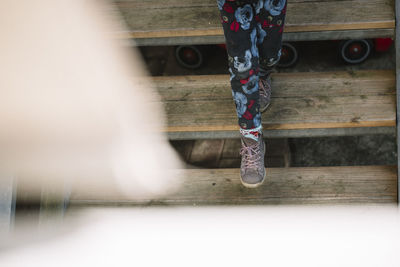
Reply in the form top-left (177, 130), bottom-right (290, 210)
top-left (257, 0), bottom-right (287, 70)
top-left (218, 0), bottom-right (260, 130)
top-left (218, 0), bottom-right (265, 188)
top-left (255, 0), bottom-right (287, 111)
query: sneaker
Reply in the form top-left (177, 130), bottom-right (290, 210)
top-left (259, 72), bottom-right (272, 113)
top-left (240, 134), bottom-right (266, 188)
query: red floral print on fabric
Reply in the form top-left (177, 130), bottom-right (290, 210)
top-left (246, 129), bottom-right (260, 138)
top-left (217, 0), bottom-right (286, 129)
top-left (242, 110), bottom-right (253, 120)
top-left (262, 20), bottom-right (278, 29)
top-left (250, 131), bottom-right (260, 138)
top-left (262, 20), bottom-right (284, 33)
top-left (223, 3), bottom-right (234, 13)
top-left (240, 78), bottom-right (249, 84)
top-left (230, 20), bottom-right (240, 32)
top-left (247, 99), bottom-right (255, 109)
top-left (240, 70), bottom-right (256, 84)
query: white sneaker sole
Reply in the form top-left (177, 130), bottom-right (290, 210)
top-left (240, 169), bottom-right (266, 188)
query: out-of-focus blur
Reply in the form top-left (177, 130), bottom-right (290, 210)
top-left (0, 0), bottom-right (183, 201)
top-left (0, 1), bottom-right (399, 267)
top-left (1, 206), bottom-right (400, 267)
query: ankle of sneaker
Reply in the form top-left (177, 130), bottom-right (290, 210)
top-left (240, 125), bottom-right (262, 142)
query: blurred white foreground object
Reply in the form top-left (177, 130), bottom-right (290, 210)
top-left (0, 0), bottom-right (183, 199)
top-left (1, 206), bottom-right (400, 267)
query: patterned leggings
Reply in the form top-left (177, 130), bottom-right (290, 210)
top-left (217, 0), bottom-right (287, 129)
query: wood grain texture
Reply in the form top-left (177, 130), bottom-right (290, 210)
top-left (114, 0), bottom-right (395, 39)
top-left (150, 70), bottom-right (396, 133)
top-left (70, 165), bottom-right (397, 205)
top-left (131, 29), bottom-right (395, 46)
top-left (166, 126), bottom-right (396, 139)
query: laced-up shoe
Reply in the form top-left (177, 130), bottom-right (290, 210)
top-left (259, 71), bottom-right (273, 113)
top-left (240, 134), bottom-right (266, 188)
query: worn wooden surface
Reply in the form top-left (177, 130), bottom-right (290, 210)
top-left (114, 0), bottom-right (395, 42)
top-left (150, 70), bottom-right (396, 135)
top-left (167, 126), bottom-right (396, 139)
top-left (70, 165), bottom-right (397, 205)
top-left (132, 28), bottom-right (395, 46)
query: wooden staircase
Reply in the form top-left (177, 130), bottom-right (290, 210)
top-left (114, 0), bottom-right (395, 45)
top-left (155, 70), bottom-right (396, 139)
top-left (74, 0), bottom-right (398, 205)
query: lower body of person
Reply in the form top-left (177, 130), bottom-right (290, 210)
top-left (217, 0), bottom-right (287, 187)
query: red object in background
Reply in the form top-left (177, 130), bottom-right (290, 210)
top-left (217, 44), bottom-right (226, 50)
top-left (374, 38), bottom-right (393, 52)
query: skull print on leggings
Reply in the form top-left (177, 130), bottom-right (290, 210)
top-left (218, 0), bottom-right (287, 129)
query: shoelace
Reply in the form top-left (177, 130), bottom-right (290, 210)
top-left (240, 142), bottom-right (263, 169)
top-left (259, 78), bottom-right (269, 99)
top-left (259, 69), bottom-right (272, 98)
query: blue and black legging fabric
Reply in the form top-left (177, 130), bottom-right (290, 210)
top-left (217, 0), bottom-right (287, 129)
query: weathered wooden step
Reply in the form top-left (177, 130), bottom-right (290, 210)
top-left (114, 0), bottom-right (395, 45)
top-left (70, 165), bottom-right (397, 205)
top-left (151, 70), bottom-right (396, 139)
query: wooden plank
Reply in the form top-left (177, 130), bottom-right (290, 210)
top-left (132, 28), bottom-right (395, 46)
top-left (150, 70), bottom-right (396, 133)
top-left (281, 28), bottom-right (395, 42)
top-left (154, 70), bottom-right (396, 100)
top-left (70, 165), bottom-right (397, 204)
top-left (167, 126), bottom-right (396, 139)
top-left (114, 0), bottom-right (395, 40)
